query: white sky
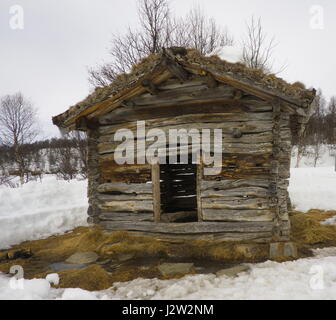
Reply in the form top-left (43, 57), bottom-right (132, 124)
top-left (0, 0), bottom-right (335, 138)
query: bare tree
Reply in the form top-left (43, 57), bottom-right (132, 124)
top-left (241, 17), bottom-right (284, 73)
top-left (0, 93), bottom-right (39, 184)
top-left (295, 89), bottom-right (326, 167)
top-left (178, 6), bottom-right (233, 55)
top-left (53, 131), bottom-right (88, 180)
top-left (0, 163), bottom-right (16, 187)
top-left (89, 0), bottom-right (233, 87)
top-left (309, 90), bottom-right (326, 167)
top-left (89, 0), bottom-right (172, 86)
top-left (325, 97), bottom-right (336, 145)
top-left (70, 131), bottom-right (88, 179)
top-left (56, 144), bottom-right (78, 181)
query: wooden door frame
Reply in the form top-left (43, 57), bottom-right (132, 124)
top-left (151, 161), bottom-right (161, 222)
top-left (196, 159), bottom-right (203, 222)
top-left (152, 160), bottom-right (203, 223)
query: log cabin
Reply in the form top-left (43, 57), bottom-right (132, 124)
top-left (52, 47), bottom-right (316, 248)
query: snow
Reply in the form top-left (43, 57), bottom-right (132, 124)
top-left (45, 274), bottom-right (60, 286)
top-left (291, 145), bottom-right (336, 168)
top-left (1, 247), bottom-right (336, 300)
top-left (289, 167), bottom-right (336, 212)
top-left (108, 248), bottom-right (336, 300)
top-left (210, 46), bottom-right (243, 64)
top-left (287, 146), bottom-right (336, 212)
top-left (0, 175), bottom-right (88, 249)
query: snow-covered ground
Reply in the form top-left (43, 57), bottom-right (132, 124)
top-left (288, 145), bottom-right (336, 212)
top-left (1, 147), bottom-right (336, 299)
top-left (289, 167), bottom-right (336, 212)
top-left (0, 176), bottom-right (88, 249)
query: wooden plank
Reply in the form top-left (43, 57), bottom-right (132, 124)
top-left (201, 186), bottom-right (269, 198)
top-left (129, 85), bottom-right (238, 107)
top-left (99, 105), bottom-right (273, 124)
top-left (99, 220), bottom-right (275, 234)
top-left (196, 159), bottom-right (203, 221)
top-left (98, 99), bottom-right (273, 126)
top-left (61, 67), bottom-right (172, 128)
top-left (97, 182), bottom-right (153, 194)
top-left (202, 167), bottom-right (270, 180)
top-left (97, 141), bottom-right (273, 156)
top-left (98, 131), bottom-right (274, 148)
top-left (97, 193), bottom-right (152, 201)
top-left (126, 230), bottom-right (274, 242)
top-left (200, 179), bottom-right (270, 191)
top-left (201, 198), bottom-right (269, 210)
top-left (99, 212), bottom-right (153, 222)
top-left (98, 200), bottom-right (154, 212)
top-left (152, 162), bottom-right (161, 222)
top-left (99, 162), bottom-right (151, 184)
top-left (98, 118), bottom-right (279, 136)
top-left (202, 209), bottom-right (273, 222)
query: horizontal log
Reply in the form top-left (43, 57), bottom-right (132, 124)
top-left (99, 162), bottom-right (151, 184)
top-left (97, 141), bottom-right (273, 156)
top-left (158, 79), bottom-right (206, 90)
top-left (98, 200), bottom-right (154, 212)
top-left (124, 84), bottom-right (272, 109)
top-left (98, 193), bottom-right (152, 201)
top-left (99, 132), bottom-right (269, 148)
top-left (99, 212), bottom-right (153, 222)
top-left (100, 108), bottom-right (273, 128)
top-left (98, 131), bottom-right (274, 153)
top-left (129, 85), bottom-right (237, 106)
top-left (201, 186), bottom-right (269, 198)
top-left (126, 230), bottom-right (274, 242)
top-left (201, 179), bottom-right (270, 191)
top-left (202, 209), bottom-right (273, 222)
top-left (203, 167), bottom-right (270, 180)
top-left (98, 117), bottom-right (284, 136)
top-left (97, 182), bottom-right (153, 194)
top-left (99, 101), bottom-right (274, 125)
top-left (99, 220), bottom-right (275, 234)
top-left (201, 198), bottom-right (269, 210)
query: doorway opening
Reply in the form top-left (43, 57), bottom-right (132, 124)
top-left (159, 158), bottom-right (198, 223)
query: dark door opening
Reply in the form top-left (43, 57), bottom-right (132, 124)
top-left (159, 160), bottom-right (198, 223)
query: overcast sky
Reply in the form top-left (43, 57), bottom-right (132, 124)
top-left (0, 0), bottom-right (335, 138)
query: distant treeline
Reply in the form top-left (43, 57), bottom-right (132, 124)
top-left (0, 133), bottom-right (87, 185)
top-left (291, 91), bottom-right (336, 167)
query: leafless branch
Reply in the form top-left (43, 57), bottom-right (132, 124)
top-left (0, 92), bottom-right (40, 184)
top-left (88, 0), bottom-right (233, 87)
top-left (241, 16), bottom-right (285, 74)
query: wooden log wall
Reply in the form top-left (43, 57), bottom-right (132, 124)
top-left (85, 79), bottom-right (293, 242)
top-left (87, 129), bottom-right (101, 224)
